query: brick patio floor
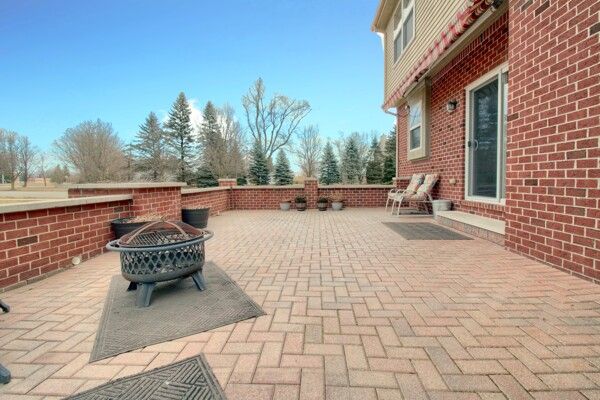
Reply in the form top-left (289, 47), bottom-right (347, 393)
top-left (1, 209), bottom-right (600, 399)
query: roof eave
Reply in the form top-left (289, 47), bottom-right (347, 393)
top-left (371, 0), bottom-right (392, 33)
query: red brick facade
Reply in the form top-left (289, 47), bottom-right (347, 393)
top-left (505, 0), bottom-right (599, 281)
top-left (396, 13), bottom-right (509, 221)
top-left (392, 2), bottom-right (599, 282)
top-left (0, 199), bottom-right (130, 290)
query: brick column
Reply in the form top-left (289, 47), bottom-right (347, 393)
top-left (218, 178), bottom-right (236, 187)
top-left (304, 178), bottom-right (318, 209)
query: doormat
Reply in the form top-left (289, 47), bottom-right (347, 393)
top-left (90, 262), bottom-right (265, 362)
top-left (383, 222), bottom-right (473, 240)
top-left (67, 355), bottom-right (226, 399)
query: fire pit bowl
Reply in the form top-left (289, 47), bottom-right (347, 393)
top-left (106, 221), bottom-right (213, 307)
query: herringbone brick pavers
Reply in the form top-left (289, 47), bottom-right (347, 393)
top-left (0, 209), bottom-right (599, 399)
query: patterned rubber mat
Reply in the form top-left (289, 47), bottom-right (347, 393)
top-left (67, 355), bottom-right (226, 399)
top-left (383, 222), bottom-right (473, 240)
top-left (90, 262), bottom-right (265, 362)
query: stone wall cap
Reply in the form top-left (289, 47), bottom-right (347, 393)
top-left (68, 182), bottom-right (187, 189)
top-left (0, 194), bottom-right (132, 214)
top-left (232, 185), bottom-right (304, 189)
top-left (182, 187), bottom-right (231, 194)
top-left (319, 184), bottom-right (394, 189)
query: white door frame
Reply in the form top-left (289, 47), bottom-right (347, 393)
top-left (464, 63), bottom-right (508, 204)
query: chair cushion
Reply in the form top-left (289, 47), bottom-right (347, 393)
top-left (416, 174), bottom-right (439, 195)
top-left (406, 174), bottom-right (425, 194)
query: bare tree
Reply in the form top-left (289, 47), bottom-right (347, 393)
top-left (0, 129), bottom-right (21, 189)
top-left (242, 78), bottom-right (311, 160)
top-left (53, 119), bottom-right (126, 183)
top-left (18, 136), bottom-right (38, 187)
top-left (220, 104), bottom-right (246, 179)
top-left (294, 125), bottom-right (322, 178)
top-left (38, 152), bottom-right (48, 186)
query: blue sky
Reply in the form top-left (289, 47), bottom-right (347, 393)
top-left (0, 0), bottom-right (393, 152)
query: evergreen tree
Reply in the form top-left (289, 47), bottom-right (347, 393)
top-left (273, 150), bottom-right (294, 185)
top-left (382, 126), bottom-right (397, 184)
top-left (132, 112), bottom-right (168, 181)
top-left (343, 136), bottom-right (361, 183)
top-left (165, 92), bottom-right (195, 183)
top-left (199, 101), bottom-right (226, 179)
top-left (248, 140), bottom-right (270, 185)
top-left (319, 141), bottom-right (341, 185)
top-left (195, 165), bottom-right (218, 187)
top-left (366, 137), bottom-right (384, 184)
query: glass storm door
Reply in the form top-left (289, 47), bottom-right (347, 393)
top-left (466, 67), bottom-right (507, 202)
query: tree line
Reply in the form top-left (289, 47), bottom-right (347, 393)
top-left (0, 78), bottom-right (396, 188)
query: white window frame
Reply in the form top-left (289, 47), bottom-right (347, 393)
top-left (393, 0), bottom-right (416, 63)
top-left (406, 81), bottom-right (429, 161)
top-left (464, 63), bottom-right (508, 205)
top-left (408, 100), bottom-right (422, 151)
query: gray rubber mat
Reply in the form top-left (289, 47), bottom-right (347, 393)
top-left (67, 355), bottom-right (226, 399)
top-left (90, 262), bottom-right (265, 362)
top-left (383, 222), bottom-right (473, 240)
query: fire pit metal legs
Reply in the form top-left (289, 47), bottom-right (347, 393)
top-left (191, 271), bottom-right (206, 291)
top-left (125, 272), bottom-right (207, 308)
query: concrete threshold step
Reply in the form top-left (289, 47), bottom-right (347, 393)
top-left (435, 211), bottom-right (505, 246)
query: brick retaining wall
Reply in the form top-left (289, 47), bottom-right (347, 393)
top-left (181, 187), bottom-right (231, 215)
top-left (0, 197), bottom-right (131, 290)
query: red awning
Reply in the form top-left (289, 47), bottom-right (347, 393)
top-left (383, 0), bottom-right (495, 110)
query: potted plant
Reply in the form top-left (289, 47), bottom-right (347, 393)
top-left (317, 196), bottom-right (328, 211)
top-left (182, 207), bottom-right (211, 228)
top-left (280, 199), bottom-right (292, 211)
top-left (295, 195), bottom-right (307, 211)
top-left (331, 195), bottom-right (344, 211)
top-left (111, 214), bottom-right (165, 239)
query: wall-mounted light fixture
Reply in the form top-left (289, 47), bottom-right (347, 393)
top-left (446, 100), bottom-right (458, 113)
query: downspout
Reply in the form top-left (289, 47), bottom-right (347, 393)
top-left (383, 108), bottom-right (399, 183)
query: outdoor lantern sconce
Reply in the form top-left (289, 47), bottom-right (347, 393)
top-left (446, 100), bottom-right (458, 113)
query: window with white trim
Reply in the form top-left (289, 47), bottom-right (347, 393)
top-left (393, 0), bottom-right (415, 62)
top-left (408, 100), bottom-right (421, 150)
top-left (406, 82), bottom-right (429, 161)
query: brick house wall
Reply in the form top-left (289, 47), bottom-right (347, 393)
top-left (396, 14), bottom-right (509, 220)
top-left (0, 199), bottom-right (130, 290)
top-left (505, 0), bottom-right (600, 281)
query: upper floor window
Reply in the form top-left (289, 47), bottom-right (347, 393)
top-left (408, 100), bottom-right (422, 150)
top-left (393, 0), bottom-right (415, 62)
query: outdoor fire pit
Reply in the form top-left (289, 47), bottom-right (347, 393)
top-left (106, 221), bottom-right (213, 307)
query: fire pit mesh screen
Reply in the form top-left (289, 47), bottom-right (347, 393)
top-left (120, 242), bottom-right (205, 278)
top-left (118, 221), bottom-right (206, 248)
